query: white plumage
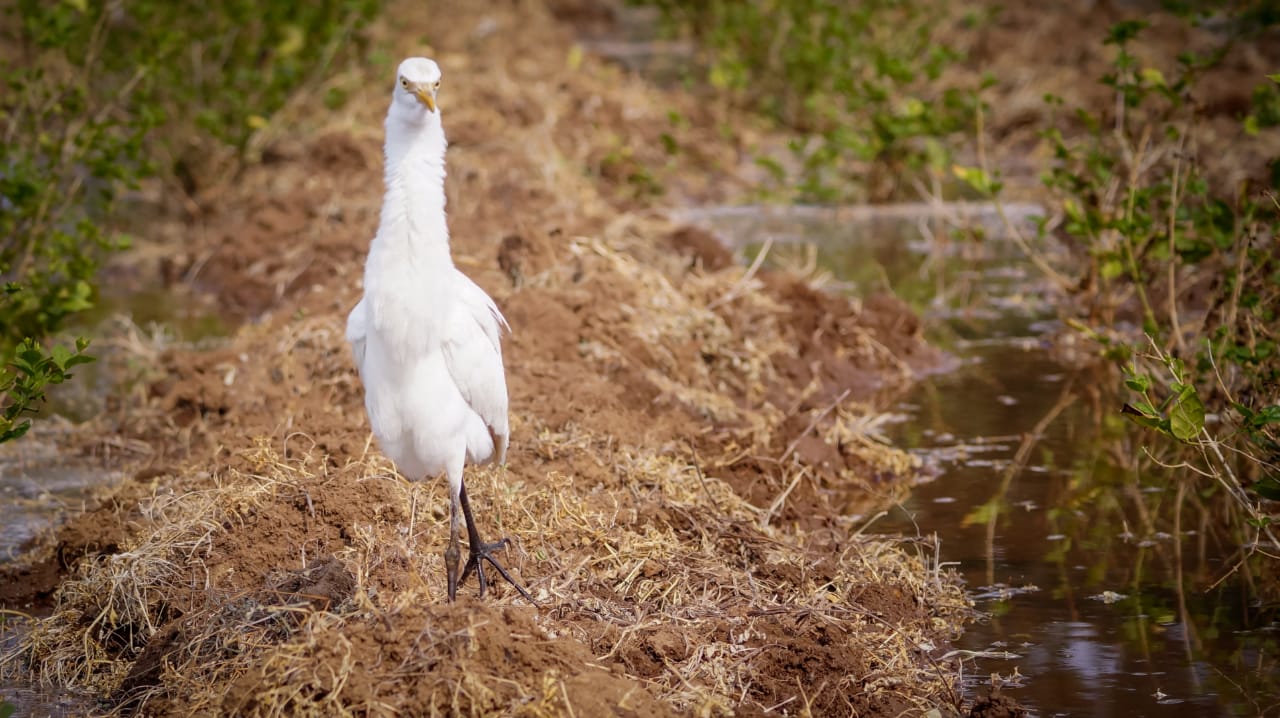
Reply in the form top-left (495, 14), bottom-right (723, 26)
top-left (346, 57), bottom-right (530, 602)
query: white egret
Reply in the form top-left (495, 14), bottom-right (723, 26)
top-left (346, 57), bottom-right (531, 603)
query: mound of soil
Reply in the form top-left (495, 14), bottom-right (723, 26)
top-left (0, 0), bottom-right (992, 716)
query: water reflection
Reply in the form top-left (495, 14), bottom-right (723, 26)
top-left (684, 205), bottom-right (1280, 717)
top-left (887, 285), bottom-right (1279, 718)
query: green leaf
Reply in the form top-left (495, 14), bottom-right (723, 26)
top-left (1124, 373), bottom-right (1151, 393)
top-left (1100, 259), bottom-right (1126, 280)
top-left (51, 344), bottom-right (72, 368)
top-left (1106, 20), bottom-right (1148, 46)
top-left (64, 354), bottom-right (95, 369)
top-left (1250, 475), bottom-right (1280, 501)
top-left (1121, 402), bottom-right (1168, 432)
top-left (1, 421), bottom-right (32, 443)
top-left (1250, 405), bottom-right (1280, 427)
top-left (1169, 389), bottom-right (1206, 441)
top-left (962, 500), bottom-right (1000, 527)
top-left (952, 165), bottom-right (1000, 196)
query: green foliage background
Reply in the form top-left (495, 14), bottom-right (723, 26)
top-left (634, 0), bottom-right (982, 202)
top-left (0, 0), bottom-right (379, 442)
top-left (644, 0), bottom-right (1278, 526)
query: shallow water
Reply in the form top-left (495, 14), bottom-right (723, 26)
top-left (3, 280), bottom-right (224, 560)
top-left (0, 438), bottom-right (122, 563)
top-left (0, 677), bottom-right (98, 718)
top-left (684, 205), bottom-right (1280, 717)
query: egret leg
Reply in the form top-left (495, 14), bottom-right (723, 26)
top-left (457, 479), bottom-right (535, 603)
top-left (444, 480), bottom-right (463, 602)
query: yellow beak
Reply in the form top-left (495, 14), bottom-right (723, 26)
top-left (413, 86), bottom-right (437, 112)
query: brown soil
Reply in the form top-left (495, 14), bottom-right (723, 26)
top-left (1, 2), bottom-right (972, 715)
top-left (10, 0), bottom-right (1269, 716)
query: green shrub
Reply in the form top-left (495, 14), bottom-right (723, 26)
top-left (634, 0), bottom-right (980, 202)
top-left (960, 17), bottom-right (1278, 532)
top-left (1036, 24), bottom-right (1278, 453)
top-left (0, 0), bottom-right (380, 444)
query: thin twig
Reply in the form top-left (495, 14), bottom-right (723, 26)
top-left (709, 237), bottom-right (773, 310)
top-left (760, 467), bottom-right (809, 529)
top-left (974, 104), bottom-right (1075, 293)
top-left (686, 439), bottom-right (723, 515)
top-left (1166, 121), bottom-right (1188, 354)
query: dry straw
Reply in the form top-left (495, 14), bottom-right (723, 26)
top-left (2, 230), bottom-right (973, 714)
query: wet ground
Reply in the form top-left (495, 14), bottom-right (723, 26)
top-left (685, 206), bottom-right (1280, 717)
top-left (0, 441), bottom-right (122, 563)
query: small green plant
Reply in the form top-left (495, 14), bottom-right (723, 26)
top-left (0, 339), bottom-right (95, 442)
top-left (1, 2), bottom-right (153, 444)
top-left (634, 0), bottom-right (980, 202)
top-left (1121, 338), bottom-right (1279, 533)
top-left (1121, 352), bottom-right (1207, 443)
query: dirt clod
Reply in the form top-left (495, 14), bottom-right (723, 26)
top-left (969, 688), bottom-right (1029, 718)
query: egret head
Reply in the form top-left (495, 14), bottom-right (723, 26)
top-left (390, 57), bottom-right (442, 119)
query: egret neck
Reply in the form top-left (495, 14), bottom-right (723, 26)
top-left (377, 109), bottom-right (452, 269)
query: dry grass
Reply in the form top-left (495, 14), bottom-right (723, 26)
top-left (3, 425), bottom-right (970, 715)
top-left (1, 1), bottom-right (976, 715)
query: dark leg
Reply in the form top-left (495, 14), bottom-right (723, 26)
top-left (457, 479), bottom-right (535, 603)
top-left (444, 485), bottom-right (462, 602)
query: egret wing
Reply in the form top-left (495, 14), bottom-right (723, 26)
top-left (345, 297), bottom-right (369, 377)
top-left (441, 276), bottom-right (510, 463)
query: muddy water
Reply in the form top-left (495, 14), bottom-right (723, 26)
top-left (681, 205), bottom-right (1279, 717)
top-left (0, 440), bottom-right (117, 716)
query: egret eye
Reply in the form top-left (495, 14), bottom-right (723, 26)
top-left (400, 77), bottom-right (408, 88)
top-left (434, 81), bottom-right (441, 90)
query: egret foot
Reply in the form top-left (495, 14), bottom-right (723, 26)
top-left (460, 536), bottom-right (534, 602)
top-left (457, 480), bottom-right (535, 603)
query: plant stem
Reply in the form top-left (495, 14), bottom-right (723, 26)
top-left (1122, 123), bottom-right (1158, 333)
top-left (1166, 120), bottom-right (1187, 355)
top-left (974, 104), bottom-right (1075, 294)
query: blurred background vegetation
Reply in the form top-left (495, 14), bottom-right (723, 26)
top-left (0, 0), bottom-right (380, 442)
top-left (1, 0), bottom-right (1276, 547)
top-left (633, 0), bottom-right (983, 202)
